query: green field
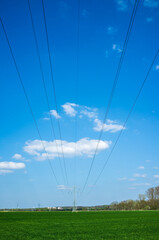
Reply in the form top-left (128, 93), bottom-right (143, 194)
top-left (0, 211), bottom-right (159, 239)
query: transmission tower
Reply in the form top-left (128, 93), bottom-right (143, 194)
top-left (72, 186), bottom-right (77, 212)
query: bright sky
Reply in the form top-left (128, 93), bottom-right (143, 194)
top-left (0, 0), bottom-right (159, 209)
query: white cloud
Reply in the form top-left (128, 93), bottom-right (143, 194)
top-left (61, 103), bottom-right (121, 135)
top-left (112, 44), bottom-right (122, 53)
top-left (80, 109), bottom-right (97, 119)
top-left (12, 154), bottom-right (24, 160)
top-left (24, 138), bottom-right (111, 161)
top-left (0, 169), bottom-right (13, 175)
top-left (144, 0), bottom-right (159, 8)
top-left (116, 0), bottom-right (128, 11)
top-left (43, 117), bottom-right (49, 121)
top-left (107, 119), bottom-right (117, 124)
top-left (107, 26), bottom-right (117, 35)
top-left (112, 44), bottom-right (117, 50)
top-left (134, 173), bottom-right (147, 178)
top-left (146, 17), bottom-right (153, 22)
top-left (146, 160), bottom-right (151, 162)
top-left (50, 110), bottom-right (61, 119)
top-left (62, 102), bottom-right (78, 117)
top-left (155, 65), bottom-right (159, 70)
top-left (129, 178), bottom-right (136, 181)
top-left (0, 162), bottom-right (25, 170)
top-left (118, 177), bottom-right (127, 181)
top-left (129, 187), bottom-right (136, 190)
top-left (94, 118), bottom-right (125, 133)
top-left (133, 183), bottom-right (151, 186)
top-left (153, 166), bottom-right (158, 169)
top-left (105, 43), bottom-right (122, 58)
top-left (57, 185), bottom-right (73, 190)
top-left (154, 175), bottom-right (159, 178)
top-left (12, 154), bottom-right (30, 162)
top-left (138, 166), bottom-right (145, 170)
top-left (62, 103), bottom-right (98, 120)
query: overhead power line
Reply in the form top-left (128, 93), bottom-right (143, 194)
top-left (82, 0), bottom-right (140, 192)
top-left (89, 49), bottom-right (159, 191)
top-left (41, 0), bottom-right (68, 184)
top-left (74, 0), bottom-right (80, 187)
top-left (0, 17), bottom-right (59, 185)
top-left (27, 0), bottom-right (66, 183)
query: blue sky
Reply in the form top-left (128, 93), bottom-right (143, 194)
top-left (0, 0), bottom-right (159, 208)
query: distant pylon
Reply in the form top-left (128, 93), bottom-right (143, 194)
top-left (72, 185), bottom-right (77, 212)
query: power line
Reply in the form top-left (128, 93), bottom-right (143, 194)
top-left (89, 49), bottom-right (159, 192)
top-left (82, 0), bottom-right (140, 192)
top-left (74, 0), bottom-right (80, 188)
top-left (41, 0), bottom-right (68, 184)
top-left (27, 0), bottom-right (66, 183)
top-left (0, 17), bottom-right (59, 185)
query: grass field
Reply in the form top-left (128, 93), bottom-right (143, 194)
top-left (0, 211), bottom-right (159, 239)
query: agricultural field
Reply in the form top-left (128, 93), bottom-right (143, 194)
top-left (0, 211), bottom-right (159, 239)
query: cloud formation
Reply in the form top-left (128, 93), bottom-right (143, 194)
top-left (57, 185), bottom-right (73, 190)
top-left (107, 26), bottom-right (117, 35)
top-left (156, 65), bottom-right (159, 70)
top-left (0, 162), bottom-right (25, 170)
top-left (134, 173), bottom-right (147, 178)
top-left (80, 107), bottom-right (98, 119)
top-left (45, 102), bottom-right (125, 136)
top-left (94, 118), bottom-right (125, 133)
top-left (118, 177), bottom-right (127, 181)
top-left (50, 110), bottom-right (61, 119)
top-left (129, 178), bottom-right (136, 181)
top-left (24, 138), bottom-right (111, 161)
top-left (144, 0), bottom-right (159, 8)
top-left (112, 44), bottom-right (122, 53)
top-left (138, 166), bottom-right (145, 170)
top-left (0, 169), bottom-right (13, 175)
top-left (154, 175), bottom-right (159, 178)
top-left (115, 0), bottom-right (128, 11)
top-left (12, 154), bottom-right (24, 160)
top-left (133, 183), bottom-right (151, 186)
top-left (153, 166), bottom-right (158, 169)
top-left (43, 117), bottom-right (49, 121)
top-left (62, 102), bottom-right (78, 117)
top-left (12, 154), bottom-right (30, 162)
top-left (62, 103), bottom-right (97, 119)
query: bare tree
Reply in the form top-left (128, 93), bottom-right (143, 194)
top-left (155, 186), bottom-right (159, 200)
top-left (139, 194), bottom-right (146, 201)
top-left (146, 188), bottom-right (155, 201)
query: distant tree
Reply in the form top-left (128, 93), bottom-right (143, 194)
top-left (125, 200), bottom-right (135, 210)
top-left (154, 186), bottom-right (159, 200)
top-left (139, 194), bottom-right (146, 201)
top-left (137, 194), bottom-right (147, 210)
top-left (118, 201), bottom-right (126, 210)
top-left (146, 188), bottom-right (155, 201)
top-left (110, 201), bottom-right (118, 210)
top-left (146, 187), bottom-right (158, 209)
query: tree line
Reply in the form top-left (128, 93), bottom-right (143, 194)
top-left (109, 186), bottom-right (159, 210)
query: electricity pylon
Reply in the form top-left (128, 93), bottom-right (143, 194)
top-left (72, 185), bottom-right (77, 212)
